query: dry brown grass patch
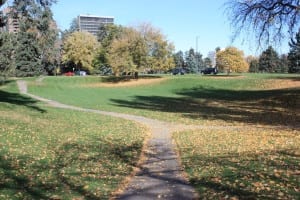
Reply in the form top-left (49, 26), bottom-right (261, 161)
top-left (85, 77), bottom-right (167, 88)
top-left (208, 75), bottom-right (246, 79)
top-left (263, 79), bottom-right (300, 90)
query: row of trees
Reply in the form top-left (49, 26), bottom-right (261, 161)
top-left (248, 46), bottom-right (289, 73)
top-left (172, 33), bottom-right (300, 75)
top-left (248, 29), bottom-right (300, 74)
top-left (62, 23), bottom-right (175, 76)
top-left (1, 0), bottom-right (300, 83)
top-left (172, 49), bottom-right (215, 73)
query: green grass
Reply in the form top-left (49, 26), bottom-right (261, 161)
top-left (29, 74), bottom-right (300, 127)
top-left (0, 81), bottom-right (147, 199)
top-left (1, 73), bottom-right (299, 199)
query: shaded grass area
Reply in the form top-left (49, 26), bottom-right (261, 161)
top-left (0, 81), bottom-right (147, 199)
top-left (111, 87), bottom-right (299, 127)
top-left (0, 90), bottom-right (46, 113)
top-left (174, 128), bottom-right (300, 199)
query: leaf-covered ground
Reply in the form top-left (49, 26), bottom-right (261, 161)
top-left (174, 126), bottom-right (300, 199)
top-left (0, 82), bottom-right (148, 199)
top-left (171, 74), bottom-right (300, 199)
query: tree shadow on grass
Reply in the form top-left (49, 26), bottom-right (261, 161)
top-left (183, 148), bottom-right (299, 199)
top-left (55, 139), bottom-right (143, 199)
top-left (0, 90), bottom-right (46, 113)
top-left (110, 87), bottom-right (299, 127)
top-left (0, 152), bottom-right (50, 199)
top-left (0, 138), bottom-right (143, 199)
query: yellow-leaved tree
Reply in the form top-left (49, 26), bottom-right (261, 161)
top-left (216, 47), bottom-right (249, 74)
top-left (107, 23), bottom-right (174, 76)
top-left (108, 27), bottom-right (139, 76)
top-left (62, 31), bottom-right (100, 73)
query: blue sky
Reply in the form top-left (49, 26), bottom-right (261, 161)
top-left (51, 0), bottom-right (289, 57)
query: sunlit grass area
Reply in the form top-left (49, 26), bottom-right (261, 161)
top-left (174, 128), bottom-right (300, 199)
top-left (0, 81), bottom-right (148, 199)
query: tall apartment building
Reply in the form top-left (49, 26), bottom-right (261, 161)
top-left (0, 7), bottom-right (19, 33)
top-left (78, 14), bottom-right (114, 36)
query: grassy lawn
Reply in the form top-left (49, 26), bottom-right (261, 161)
top-left (1, 73), bottom-right (299, 199)
top-left (0, 81), bottom-right (148, 199)
top-left (29, 74), bottom-right (299, 127)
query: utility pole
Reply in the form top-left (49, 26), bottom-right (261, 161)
top-left (195, 36), bottom-right (199, 53)
top-left (195, 36), bottom-right (200, 73)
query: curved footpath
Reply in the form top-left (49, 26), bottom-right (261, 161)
top-left (17, 80), bottom-right (198, 199)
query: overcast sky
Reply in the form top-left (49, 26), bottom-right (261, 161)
top-left (50, 0), bottom-right (289, 57)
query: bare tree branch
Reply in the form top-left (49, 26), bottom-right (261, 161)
top-left (225, 0), bottom-right (300, 47)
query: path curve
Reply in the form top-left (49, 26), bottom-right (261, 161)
top-left (17, 80), bottom-right (199, 199)
top-left (17, 80), bottom-right (268, 199)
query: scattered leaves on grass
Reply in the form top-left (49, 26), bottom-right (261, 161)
top-left (0, 104), bottom-right (148, 199)
top-left (174, 127), bottom-right (300, 199)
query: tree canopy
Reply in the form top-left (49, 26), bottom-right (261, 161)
top-left (225, 0), bottom-right (300, 46)
top-left (62, 31), bottom-right (100, 73)
top-left (216, 47), bottom-right (249, 73)
top-left (94, 24), bottom-right (125, 74)
top-left (106, 23), bottom-right (174, 75)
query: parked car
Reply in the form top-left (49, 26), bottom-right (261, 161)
top-left (64, 72), bottom-right (74, 76)
top-left (172, 68), bottom-right (185, 75)
top-left (201, 67), bottom-right (218, 75)
top-left (75, 70), bottom-right (87, 76)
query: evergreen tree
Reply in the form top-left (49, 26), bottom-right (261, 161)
top-left (185, 48), bottom-right (197, 73)
top-left (279, 54), bottom-right (289, 73)
top-left (288, 29), bottom-right (300, 73)
top-left (249, 59), bottom-right (259, 73)
top-left (173, 51), bottom-right (185, 69)
top-left (184, 49), bottom-right (204, 73)
top-left (246, 55), bottom-right (259, 73)
top-left (0, 32), bottom-right (16, 83)
top-left (15, 31), bottom-right (43, 77)
top-left (11, 0), bottom-right (57, 76)
top-left (204, 57), bottom-right (212, 68)
top-left (38, 7), bottom-right (59, 75)
top-left (258, 46), bottom-right (281, 73)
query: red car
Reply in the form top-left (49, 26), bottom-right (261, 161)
top-left (64, 72), bottom-right (74, 76)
